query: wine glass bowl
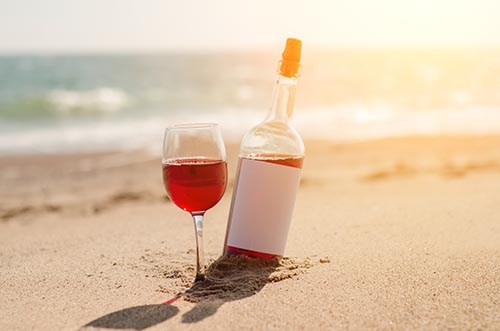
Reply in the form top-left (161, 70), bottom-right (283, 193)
top-left (162, 123), bottom-right (227, 281)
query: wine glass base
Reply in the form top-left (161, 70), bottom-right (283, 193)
top-left (194, 274), bottom-right (206, 282)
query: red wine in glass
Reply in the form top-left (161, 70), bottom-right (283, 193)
top-left (162, 123), bottom-right (227, 282)
top-left (163, 158), bottom-right (227, 213)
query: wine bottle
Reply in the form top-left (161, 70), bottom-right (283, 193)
top-left (223, 38), bottom-right (304, 258)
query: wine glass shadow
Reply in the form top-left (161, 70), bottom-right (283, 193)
top-left (181, 255), bottom-right (280, 323)
top-left (82, 304), bottom-right (179, 330)
top-left (81, 255), bottom-right (279, 329)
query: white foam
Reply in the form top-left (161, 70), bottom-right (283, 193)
top-left (294, 105), bottom-right (500, 142)
top-left (1, 106), bottom-right (500, 155)
top-left (48, 88), bottom-right (129, 113)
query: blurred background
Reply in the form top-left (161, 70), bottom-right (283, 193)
top-left (1, 0), bottom-right (500, 154)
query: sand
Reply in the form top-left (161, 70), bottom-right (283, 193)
top-left (1, 135), bottom-right (499, 330)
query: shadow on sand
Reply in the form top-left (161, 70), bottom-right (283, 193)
top-left (180, 255), bottom-right (281, 323)
top-left (83, 304), bottom-right (179, 330)
top-left (83, 255), bottom-right (290, 329)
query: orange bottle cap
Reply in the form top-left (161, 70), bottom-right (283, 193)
top-left (280, 38), bottom-right (302, 78)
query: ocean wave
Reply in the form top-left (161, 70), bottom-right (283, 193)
top-left (1, 106), bottom-right (500, 155)
top-left (48, 88), bottom-right (129, 113)
top-left (0, 87), bottom-right (130, 119)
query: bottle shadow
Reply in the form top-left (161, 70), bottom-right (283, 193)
top-left (181, 255), bottom-right (280, 323)
top-left (82, 255), bottom-right (280, 329)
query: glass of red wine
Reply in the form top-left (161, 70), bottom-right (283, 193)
top-left (162, 123), bottom-right (227, 281)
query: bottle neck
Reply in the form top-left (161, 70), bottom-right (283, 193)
top-left (266, 75), bottom-right (297, 123)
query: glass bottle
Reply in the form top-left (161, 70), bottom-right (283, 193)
top-left (223, 38), bottom-right (304, 258)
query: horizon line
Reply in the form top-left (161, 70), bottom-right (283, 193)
top-left (2, 44), bottom-right (500, 56)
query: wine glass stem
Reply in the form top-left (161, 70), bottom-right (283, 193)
top-left (191, 213), bottom-right (205, 281)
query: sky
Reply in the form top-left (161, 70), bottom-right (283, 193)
top-left (1, 0), bottom-right (500, 53)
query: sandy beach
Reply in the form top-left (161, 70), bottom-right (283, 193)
top-left (1, 135), bottom-right (500, 330)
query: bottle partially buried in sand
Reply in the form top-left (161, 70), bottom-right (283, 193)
top-left (223, 38), bottom-right (305, 259)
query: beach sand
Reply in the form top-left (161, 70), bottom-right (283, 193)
top-left (1, 136), bottom-right (499, 330)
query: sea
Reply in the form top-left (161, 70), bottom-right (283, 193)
top-left (1, 49), bottom-right (500, 155)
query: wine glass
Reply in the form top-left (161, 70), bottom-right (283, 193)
top-left (162, 123), bottom-right (227, 281)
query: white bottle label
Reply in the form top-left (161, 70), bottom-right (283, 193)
top-left (226, 158), bottom-right (302, 256)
